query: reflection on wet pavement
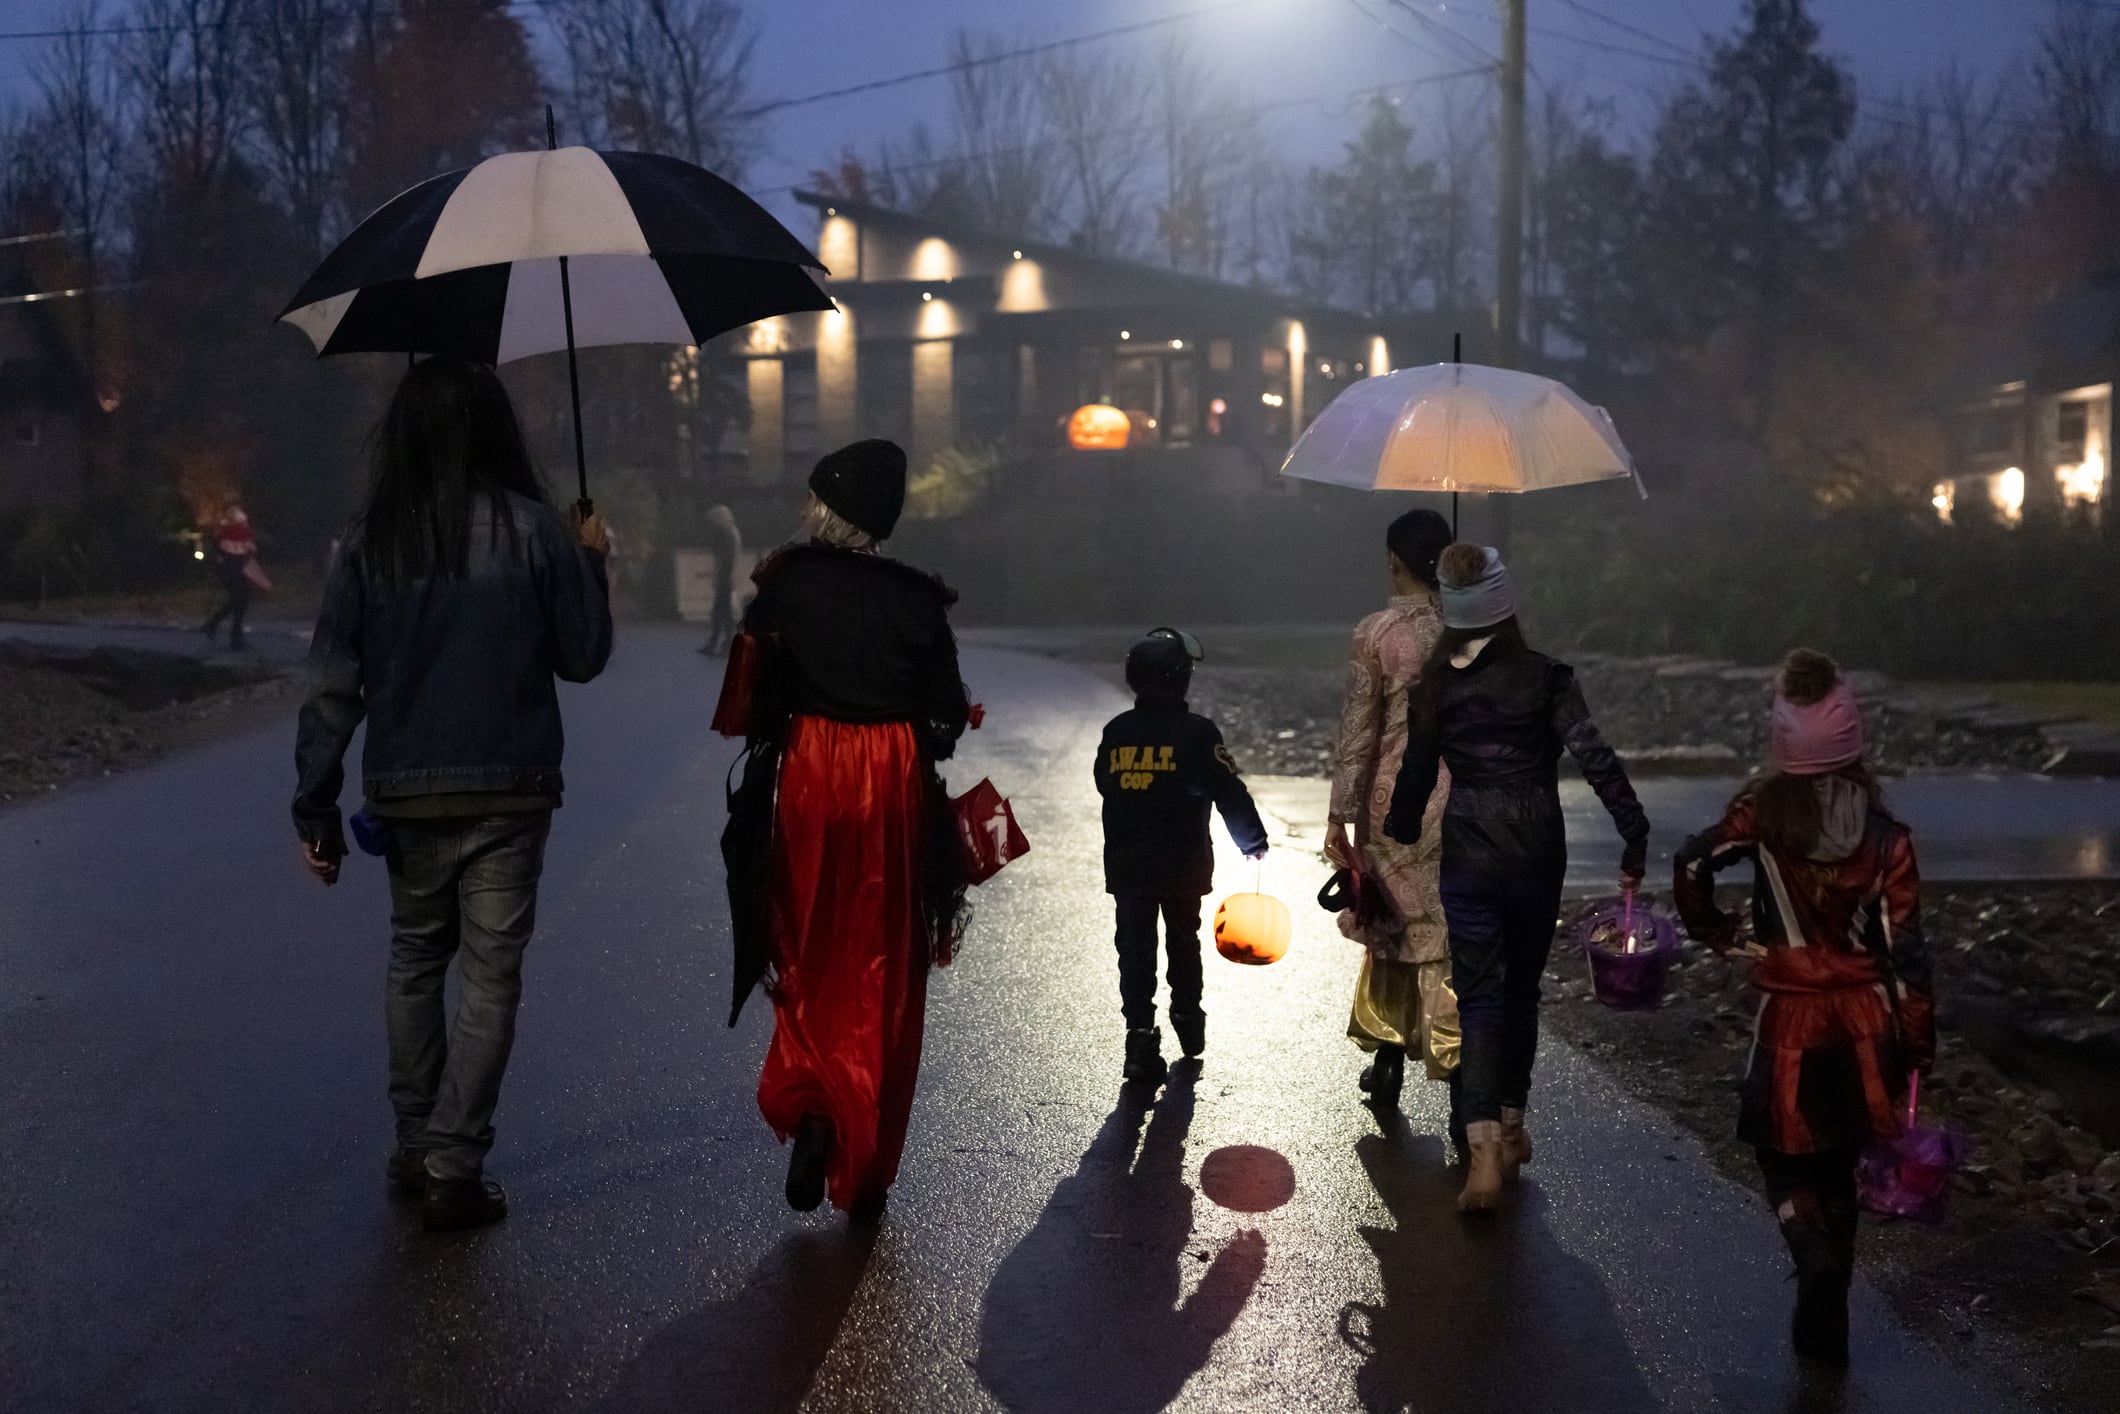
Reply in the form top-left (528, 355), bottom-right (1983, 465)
top-left (1564, 774), bottom-right (2120, 890)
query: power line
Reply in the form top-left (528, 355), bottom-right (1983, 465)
top-left (1557, 0), bottom-right (1695, 59)
top-left (732, 0), bottom-right (1264, 121)
top-left (1343, 0), bottom-right (1497, 74)
top-left (751, 63), bottom-right (1496, 199)
top-left (0, 0), bottom-right (561, 45)
top-left (1380, 0), bottom-right (1501, 68)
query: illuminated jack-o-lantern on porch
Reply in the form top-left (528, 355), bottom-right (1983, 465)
top-left (1214, 891), bottom-right (1292, 965)
top-left (1068, 403), bottom-right (1131, 451)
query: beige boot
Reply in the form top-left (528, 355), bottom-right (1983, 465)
top-left (1457, 1121), bottom-right (1506, 1214)
top-left (1499, 1106), bottom-right (1533, 1180)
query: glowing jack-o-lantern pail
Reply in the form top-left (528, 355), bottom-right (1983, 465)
top-left (1067, 403), bottom-right (1131, 451)
top-left (1214, 892), bottom-right (1292, 965)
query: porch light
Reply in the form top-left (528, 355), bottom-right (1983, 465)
top-left (1120, 330), bottom-right (1131, 340)
top-left (1931, 481), bottom-right (1954, 524)
top-left (826, 207), bottom-right (836, 216)
top-left (1261, 392), bottom-right (1285, 408)
top-left (1012, 249), bottom-right (1024, 260)
top-left (922, 291), bottom-right (933, 302)
top-left (1991, 467), bottom-right (2025, 524)
top-left (1170, 339), bottom-right (1184, 349)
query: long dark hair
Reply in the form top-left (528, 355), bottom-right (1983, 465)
top-left (1747, 762), bottom-right (1883, 861)
top-left (1386, 508), bottom-right (1452, 587)
top-left (358, 357), bottom-right (547, 583)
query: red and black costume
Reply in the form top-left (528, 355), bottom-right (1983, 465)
top-left (1673, 790), bottom-right (1934, 1154)
top-left (739, 541), bottom-right (970, 1211)
top-left (1674, 779), bottom-right (1935, 1365)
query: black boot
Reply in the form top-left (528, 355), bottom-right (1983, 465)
top-left (1781, 1212), bottom-right (1851, 1368)
top-left (423, 1174), bottom-right (508, 1233)
top-left (786, 1113), bottom-right (833, 1212)
top-left (1123, 1027), bottom-right (1168, 1086)
top-left (1172, 1010), bottom-right (1207, 1060)
top-left (1359, 1043), bottom-right (1406, 1108)
top-left (387, 1145), bottom-right (430, 1199)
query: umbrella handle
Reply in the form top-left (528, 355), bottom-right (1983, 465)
top-left (1906, 1070), bottom-right (1920, 1125)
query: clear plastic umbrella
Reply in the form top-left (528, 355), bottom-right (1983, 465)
top-left (1280, 359), bottom-right (1643, 529)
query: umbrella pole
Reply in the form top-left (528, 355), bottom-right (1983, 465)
top-left (547, 105), bottom-right (592, 516)
top-left (1452, 491), bottom-right (1459, 538)
top-left (559, 255), bottom-right (590, 514)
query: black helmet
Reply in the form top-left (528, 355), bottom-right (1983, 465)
top-left (1125, 626), bottom-right (1203, 698)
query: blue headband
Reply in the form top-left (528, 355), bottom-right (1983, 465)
top-left (1439, 546), bottom-right (1517, 630)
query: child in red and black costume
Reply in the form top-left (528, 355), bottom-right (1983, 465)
top-left (1673, 650), bottom-right (1935, 1369)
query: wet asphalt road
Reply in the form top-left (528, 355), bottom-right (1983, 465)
top-left (0, 626), bottom-right (2042, 1414)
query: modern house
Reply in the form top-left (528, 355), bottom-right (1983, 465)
top-left (1939, 266), bottom-right (2115, 523)
top-left (721, 192), bottom-right (1450, 492)
top-left (0, 241), bottom-right (99, 512)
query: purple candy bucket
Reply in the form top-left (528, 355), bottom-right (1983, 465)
top-left (1858, 1075), bottom-right (1968, 1224)
top-left (1572, 895), bottom-right (1681, 1011)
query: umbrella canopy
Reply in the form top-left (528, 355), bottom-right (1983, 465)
top-left (1280, 361), bottom-right (1638, 495)
top-left (280, 145), bottom-right (833, 364)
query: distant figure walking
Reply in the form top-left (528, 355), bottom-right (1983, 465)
top-left (291, 357), bottom-right (612, 1234)
top-left (699, 503), bottom-right (743, 657)
top-left (1326, 509), bottom-right (1461, 1141)
top-left (1385, 544), bottom-right (1648, 1213)
top-left (740, 439), bottom-right (971, 1221)
top-left (1674, 650), bottom-right (1934, 1369)
top-left (200, 502), bottom-right (260, 650)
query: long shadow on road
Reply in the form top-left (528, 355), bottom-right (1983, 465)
top-left (591, 1227), bottom-right (877, 1414)
top-left (977, 1066), bottom-right (1267, 1413)
top-left (1344, 1119), bottom-right (1665, 1414)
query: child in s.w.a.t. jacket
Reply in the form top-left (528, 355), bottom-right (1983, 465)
top-left (1095, 627), bottom-right (1268, 1086)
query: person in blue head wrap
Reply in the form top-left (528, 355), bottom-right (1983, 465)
top-left (1384, 543), bottom-right (1649, 1214)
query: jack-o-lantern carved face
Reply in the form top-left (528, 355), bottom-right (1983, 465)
top-left (1214, 892), bottom-right (1292, 965)
top-left (1068, 403), bottom-right (1131, 451)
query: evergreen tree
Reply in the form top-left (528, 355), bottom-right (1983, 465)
top-left (1647, 0), bottom-right (1854, 439)
top-left (1288, 96), bottom-right (1438, 316)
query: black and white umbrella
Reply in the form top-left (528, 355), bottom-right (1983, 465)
top-left (281, 122), bottom-right (833, 505)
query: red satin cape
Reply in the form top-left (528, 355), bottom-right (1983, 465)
top-left (757, 715), bottom-right (929, 1210)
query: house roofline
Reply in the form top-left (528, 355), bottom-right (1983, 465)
top-left (791, 188), bottom-right (1385, 331)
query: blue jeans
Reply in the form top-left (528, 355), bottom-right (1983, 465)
top-left (383, 812), bottom-right (553, 1180)
top-left (1441, 871), bottom-right (1565, 1126)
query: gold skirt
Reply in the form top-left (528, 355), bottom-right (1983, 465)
top-left (1348, 955), bottom-right (1461, 1080)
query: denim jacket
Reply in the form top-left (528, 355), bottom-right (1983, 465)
top-left (292, 493), bottom-right (612, 851)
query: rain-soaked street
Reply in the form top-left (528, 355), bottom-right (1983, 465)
top-left (0, 627), bottom-right (2053, 1413)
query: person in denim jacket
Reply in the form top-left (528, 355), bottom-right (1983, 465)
top-left (293, 357), bottom-right (611, 1233)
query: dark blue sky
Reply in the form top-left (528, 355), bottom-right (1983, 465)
top-left (0, 0), bottom-right (2055, 224)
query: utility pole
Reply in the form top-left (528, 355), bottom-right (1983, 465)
top-left (1495, 0), bottom-right (1526, 373)
top-left (1491, 0), bottom-right (1527, 546)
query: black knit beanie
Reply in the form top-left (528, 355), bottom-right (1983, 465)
top-left (809, 439), bottom-right (907, 540)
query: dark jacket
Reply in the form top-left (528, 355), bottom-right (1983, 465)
top-left (1384, 636), bottom-right (1647, 878)
top-left (292, 493), bottom-right (612, 851)
top-left (742, 542), bottom-right (970, 752)
top-left (1096, 700), bottom-right (1270, 897)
